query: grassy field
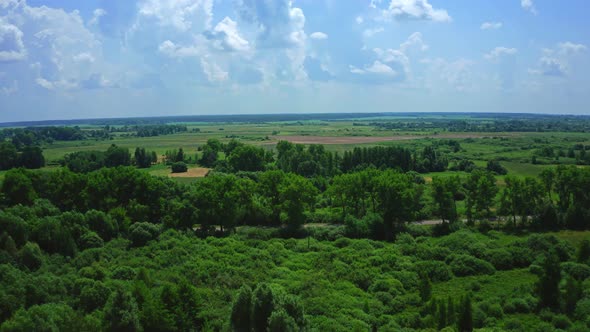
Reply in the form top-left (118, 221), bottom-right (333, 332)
top-left (6, 117), bottom-right (588, 184)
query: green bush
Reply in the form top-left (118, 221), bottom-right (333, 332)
top-left (483, 249), bottom-right (513, 270)
top-left (561, 262), bottom-right (590, 281)
top-left (447, 254), bottom-right (496, 277)
top-left (171, 162), bottom-right (188, 173)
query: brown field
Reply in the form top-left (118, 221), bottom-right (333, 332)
top-left (169, 167), bottom-right (210, 178)
top-left (272, 133), bottom-right (504, 145)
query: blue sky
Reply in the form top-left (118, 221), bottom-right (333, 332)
top-left (0, 0), bottom-right (588, 122)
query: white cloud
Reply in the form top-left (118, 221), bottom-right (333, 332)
top-left (363, 27), bottom-right (384, 38)
top-left (137, 0), bottom-right (213, 31)
top-left (535, 57), bottom-right (566, 76)
top-left (157, 40), bottom-right (202, 58)
top-left (485, 47), bottom-right (518, 61)
top-left (380, 0), bottom-right (451, 22)
top-left (88, 8), bottom-right (106, 26)
top-left (200, 58), bottom-right (228, 82)
top-left (480, 22), bottom-right (502, 30)
top-left (310, 32), bottom-right (328, 40)
top-left (209, 17), bottom-right (250, 52)
top-left (365, 61), bottom-right (396, 75)
top-left (0, 21), bottom-right (26, 61)
top-left (521, 0), bottom-right (537, 14)
top-left (355, 16), bottom-right (364, 24)
top-left (400, 32), bottom-right (428, 52)
top-left (557, 42), bottom-right (587, 55)
top-left (529, 42), bottom-right (586, 77)
top-left (72, 52), bottom-right (95, 63)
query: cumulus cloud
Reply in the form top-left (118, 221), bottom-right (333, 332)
top-left (485, 47), bottom-right (517, 61)
top-left (529, 42), bottom-right (586, 77)
top-left (380, 0), bottom-right (451, 22)
top-left (0, 21), bottom-right (26, 61)
top-left (157, 40), bottom-right (202, 58)
top-left (557, 42), bottom-right (587, 55)
top-left (88, 8), bottom-right (106, 26)
top-left (137, 0), bottom-right (213, 31)
top-left (206, 17), bottom-right (250, 52)
top-left (239, 0), bottom-right (306, 48)
top-left (200, 57), bottom-right (228, 82)
top-left (0, 2), bottom-right (117, 92)
top-left (310, 32), bottom-right (328, 40)
top-left (521, 0), bottom-right (537, 14)
top-left (480, 22), bottom-right (502, 30)
top-left (400, 32), bottom-right (428, 52)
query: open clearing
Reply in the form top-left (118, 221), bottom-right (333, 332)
top-left (169, 167), bottom-right (210, 178)
top-left (272, 133), bottom-right (506, 144)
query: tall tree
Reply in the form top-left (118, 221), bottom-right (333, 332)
top-left (457, 296), bottom-right (473, 332)
top-left (536, 251), bottom-right (561, 310)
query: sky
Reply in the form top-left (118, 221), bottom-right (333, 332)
top-left (0, 0), bottom-right (589, 122)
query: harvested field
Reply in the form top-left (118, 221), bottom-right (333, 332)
top-left (169, 167), bottom-right (210, 178)
top-left (272, 133), bottom-right (505, 144)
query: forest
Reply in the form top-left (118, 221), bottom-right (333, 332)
top-left (0, 115), bottom-right (589, 331)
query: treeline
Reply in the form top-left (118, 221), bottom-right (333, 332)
top-left (198, 139), bottom-right (453, 176)
top-left (372, 118), bottom-right (590, 133)
top-left (106, 124), bottom-right (188, 137)
top-left (2, 164), bottom-right (590, 243)
top-left (61, 145), bottom-right (157, 173)
top-left (0, 127), bottom-right (86, 146)
top-left (0, 142), bottom-right (45, 170)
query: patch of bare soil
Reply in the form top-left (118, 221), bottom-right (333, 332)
top-left (169, 167), bottom-right (210, 178)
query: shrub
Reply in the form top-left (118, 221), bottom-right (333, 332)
top-left (483, 249), bottom-right (513, 270)
top-left (503, 296), bottom-right (536, 314)
top-left (129, 222), bottom-right (160, 247)
top-left (561, 262), bottom-right (590, 281)
top-left (551, 314), bottom-right (571, 330)
top-left (111, 266), bottom-right (136, 280)
top-left (415, 260), bottom-right (452, 282)
top-left (19, 242), bottom-right (43, 271)
top-left (447, 254), bottom-right (495, 277)
top-left (171, 162), bottom-right (188, 173)
top-left (79, 232), bottom-right (104, 250)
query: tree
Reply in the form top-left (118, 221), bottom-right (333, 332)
top-left (104, 144), bottom-right (131, 167)
top-left (486, 160), bottom-right (507, 175)
top-left (375, 170), bottom-right (422, 240)
top-left (564, 277), bottom-right (582, 316)
top-left (279, 173), bottom-right (318, 229)
top-left (419, 274), bottom-right (432, 302)
top-left (267, 309), bottom-right (298, 332)
top-left (228, 145), bottom-right (266, 172)
top-left (457, 296), bottom-right (473, 332)
top-left (465, 169), bottom-right (498, 222)
top-left (171, 162), bottom-right (188, 173)
top-left (2, 168), bottom-right (37, 206)
top-left (230, 285), bottom-right (252, 332)
top-left (252, 283), bottom-right (276, 332)
top-left (199, 139), bottom-right (222, 167)
top-left (18, 146), bottom-right (45, 169)
top-left (103, 288), bottom-right (142, 332)
top-left (577, 240), bottom-right (590, 264)
top-left (0, 141), bottom-right (18, 170)
top-left (18, 242), bottom-right (43, 271)
top-left (431, 176), bottom-right (460, 223)
top-left (537, 251), bottom-right (561, 310)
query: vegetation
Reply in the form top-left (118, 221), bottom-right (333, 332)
top-left (0, 113), bottom-right (589, 331)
